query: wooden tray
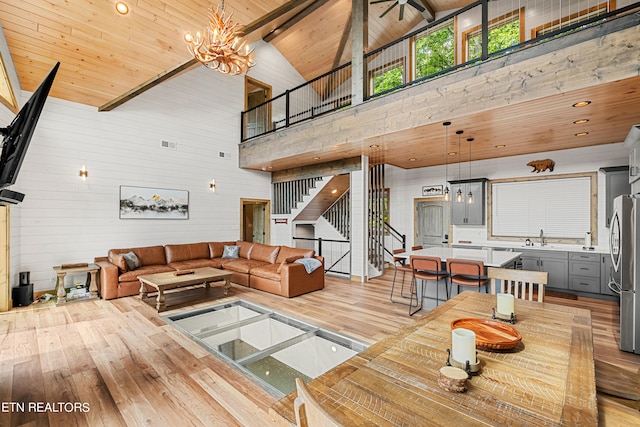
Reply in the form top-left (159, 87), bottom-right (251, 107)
top-left (451, 318), bottom-right (521, 350)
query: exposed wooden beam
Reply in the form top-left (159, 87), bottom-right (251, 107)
top-left (417, 0), bottom-right (436, 22)
top-left (99, 0), bottom-right (314, 112)
top-left (263, 0), bottom-right (330, 43)
top-left (333, 10), bottom-right (352, 69)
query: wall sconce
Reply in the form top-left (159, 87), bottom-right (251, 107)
top-left (79, 165), bottom-right (88, 180)
top-left (209, 179), bottom-right (216, 192)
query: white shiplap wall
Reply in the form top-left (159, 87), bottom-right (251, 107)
top-left (5, 39), bottom-right (306, 292)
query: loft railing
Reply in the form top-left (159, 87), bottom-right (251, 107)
top-left (272, 177), bottom-right (323, 215)
top-left (241, 0), bottom-right (638, 142)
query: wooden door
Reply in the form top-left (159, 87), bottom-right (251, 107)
top-left (415, 199), bottom-right (450, 248)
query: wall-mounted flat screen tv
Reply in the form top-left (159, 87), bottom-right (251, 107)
top-left (0, 62), bottom-right (59, 204)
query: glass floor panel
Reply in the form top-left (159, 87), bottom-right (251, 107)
top-left (164, 299), bottom-right (368, 397)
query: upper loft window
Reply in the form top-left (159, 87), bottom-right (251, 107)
top-left (531, 2), bottom-right (611, 38)
top-left (370, 59), bottom-right (404, 96)
top-left (413, 22), bottom-right (455, 80)
top-left (463, 8), bottom-right (524, 63)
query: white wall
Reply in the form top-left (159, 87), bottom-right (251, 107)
top-left (4, 39), bottom-right (306, 293)
top-left (386, 143), bottom-right (629, 251)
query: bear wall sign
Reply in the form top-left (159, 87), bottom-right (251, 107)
top-left (527, 159), bottom-right (555, 173)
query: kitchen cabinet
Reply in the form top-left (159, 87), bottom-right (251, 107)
top-left (600, 166), bottom-right (631, 227)
top-left (519, 249), bottom-right (568, 290)
top-left (568, 252), bottom-right (600, 294)
top-left (449, 179), bottom-right (486, 225)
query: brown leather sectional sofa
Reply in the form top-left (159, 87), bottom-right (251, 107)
top-left (94, 241), bottom-right (325, 300)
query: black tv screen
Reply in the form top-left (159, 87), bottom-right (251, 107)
top-left (0, 62), bottom-right (59, 199)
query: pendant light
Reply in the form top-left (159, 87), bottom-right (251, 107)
top-left (443, 121), bottom-right (451, 201)
top-left (456, 130), bottom-right (464, 203)
top-left (467, 137), bottom-right (474, 204)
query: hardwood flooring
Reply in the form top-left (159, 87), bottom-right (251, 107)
top-left (1, 271), bottom-right (638, 426)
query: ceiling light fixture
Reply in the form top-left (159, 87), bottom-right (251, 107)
top-left (575, 132), bottom-right (589, 137)
top-left (573, 119), bottom-right (589, 125)
top-left (443, 121), bottom-right (451, 201)
top-left (572, 101), bottom-right (591, 107)
top-left (369, 144), bottom-right (379, 149)
top-left (495, 144), bottom-right (506, 149)
top-left (185, 1), bottom-right (255, 75)
top-left (115, 2), bottom-right (129, 15)
top-left (409, 157), bottom-right (417, 162)
top-left (467, 138), bottom-right (474, 204)
top-left (456, 130), bottom-right (463, 203)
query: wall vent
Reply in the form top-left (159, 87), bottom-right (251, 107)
top-left (161, 140), bottom-right (177, 150)
top-left (218, 151), bottom-right (231, 159)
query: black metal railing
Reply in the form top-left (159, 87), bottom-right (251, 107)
top-left (240, 0), bottom-right (638, 142)
top-left (293, 237), bottom-right (350, 276)
top-left (322, 190), bottom-right (350, 238)
top-left (272, 177), bottom-right (324, 215)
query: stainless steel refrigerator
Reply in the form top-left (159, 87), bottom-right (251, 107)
top-left (610, 194), bottom-right (639, 354)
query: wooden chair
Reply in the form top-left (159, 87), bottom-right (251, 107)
top-left (294, 378), bottom-right (342, 427)
top-left (390, 246), bottom-right (423, 303)
top-left (487, 267), bottom-right (548, 302)
top-left (409, 256), bottom-right (449, 316)
top-left (446, 259), bottom-right (488, 294)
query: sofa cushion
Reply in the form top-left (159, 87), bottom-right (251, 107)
top-left (223, 259), bottom-right (269, 274)
top-left (165, 242), bottom-right (209, 263)
top-left (249, 243), bottom-right (280, 264)
top-left (119, 265), bottom-right (175, 282)
top-left (222, 245), bottom-right (240, 258)
top-left (250, 264), bottom-right (281, 281)
top-left (111, 254), bottom-right (128, 273)
top-left (275, 246), bottom-right (315, 264)
top-left (168, 259), bottom-right (221, 270)
top-left (277, 255), bottom-right (304, 274)
top-left (122, 251), bottom-right (141, 270)
top-left (236, 241), bottom-right (254, 259)
top-left (109, 245), bottom-right (167, 267)
top-left (208, 241), bottom-right (236, 258)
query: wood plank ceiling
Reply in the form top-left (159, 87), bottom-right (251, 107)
top-left (0, 0), bottom-right (638, 171)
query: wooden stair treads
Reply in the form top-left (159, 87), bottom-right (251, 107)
top-left (595, 359), bottom-right (640, 401)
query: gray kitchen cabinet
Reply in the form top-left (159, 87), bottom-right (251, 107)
top-left (568, 252), bottom-right (601, 294)
top-left (449, 179), bottom-right (486, 225)
top-left (600, 166), bottom-right (631, 227)
top-left (519, 250), bottom-right (568, 290)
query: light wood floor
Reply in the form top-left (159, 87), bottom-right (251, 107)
top-left (1, 271), bottom-right (638, 426)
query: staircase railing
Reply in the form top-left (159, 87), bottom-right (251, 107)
top-left (292, 237), bottom-right (350, 276)
top-left (272, 177), bottom-right (324, 215)
top-left (322, 190), bottom-right (350, 239)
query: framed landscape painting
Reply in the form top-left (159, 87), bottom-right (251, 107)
top-left (119, 186), bottom-right (189, 219)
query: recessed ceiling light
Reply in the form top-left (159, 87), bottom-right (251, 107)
top-left (573, 119), bottom-right (589, 124)
top-left (115, 2), bottom-right (129, 15)
top-left (575, 132), bottom-right (589, 137)
top-left (331, 189), bottom-right (338, 194)
top-left (313, 156), bottom-right (320, 160)
top-left (409, 157), bottom-right (417, 161)
top-left (369, 144), bottom-right (379, 149)
top-left (495, 144), bottom-right (506, 149)
top-left (448, 152), bottom-right (457, 156)
top-left (572, 101), bottom-right (591, 107)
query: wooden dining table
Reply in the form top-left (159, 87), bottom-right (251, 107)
top-left (270, 292), bottom-right (597, 426)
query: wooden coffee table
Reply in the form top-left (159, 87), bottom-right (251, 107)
top-left (138, 267), bottom-right (233, 312)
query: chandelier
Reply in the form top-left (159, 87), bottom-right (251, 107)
top-left (185, 1), bottom-right (255, 75)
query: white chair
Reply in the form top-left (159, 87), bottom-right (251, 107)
top-left (294, 378), bottom-right (342, 427)
top-left (487, 267), bottom-right (548, 302)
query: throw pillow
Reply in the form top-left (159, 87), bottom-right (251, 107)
top-left (276, 255), bottom-right (304, 274)
top-left (222, 245), bottom-right (240, 259)
top-left (122, 251), bottom-right (141, 271)
top-left (112, 254), bottom-right (128, 272)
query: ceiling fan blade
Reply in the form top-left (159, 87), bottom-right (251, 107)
top-left (408, 0), bottom-right (426, 13)
top-left (399, 4), bottom-right (405, 20)
top-left (379, 2), bottom-right (398, 19)
top-left (370, 0), bottom-right (394, 4)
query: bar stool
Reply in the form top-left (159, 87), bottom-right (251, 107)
top-left (446, 258), bottom-right (488, 294)
top-left (390, 246), bottom-right (423, 303)
top-left (409, 255), bottom-right (449, 316)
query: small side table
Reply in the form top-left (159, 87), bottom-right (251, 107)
top-left (53, 263), bottom-right (100, 304)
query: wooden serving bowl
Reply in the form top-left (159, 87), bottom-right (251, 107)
top-left (451, 318), bottom-right (522, 351)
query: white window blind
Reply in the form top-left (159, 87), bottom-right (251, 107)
top-left (491, 177), bottom-right (591, 238)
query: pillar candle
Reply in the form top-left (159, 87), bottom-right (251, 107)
top-left (452, 328), bottom-right (476, 364)
top-left (497, 293), bottom-right (515, 315)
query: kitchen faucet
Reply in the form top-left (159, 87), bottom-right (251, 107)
top-left (539, 229), bottom-right (546, 246)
